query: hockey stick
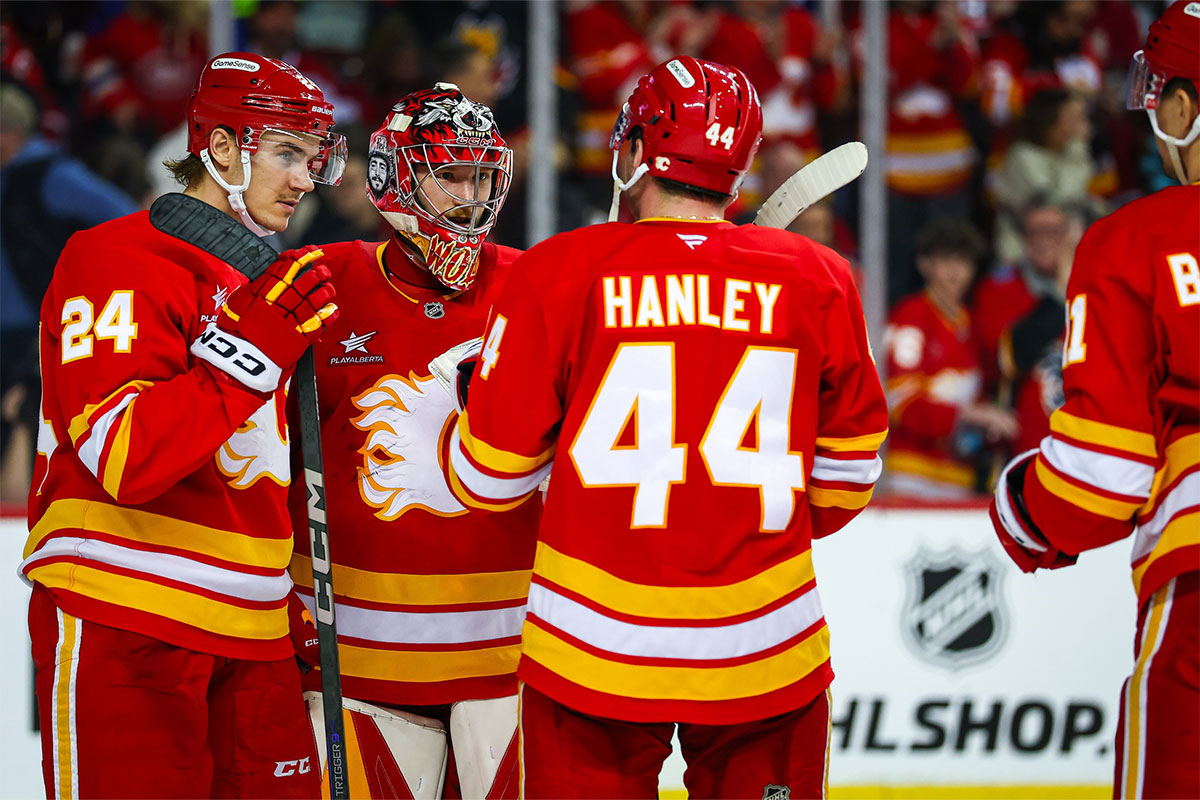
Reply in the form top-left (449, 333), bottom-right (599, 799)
top-left (753, 141), bottom-right (868, 230)
top-left (149, 193), bottom-right (350, 800)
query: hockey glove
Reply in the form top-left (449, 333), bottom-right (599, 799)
top-left (428, 337), bottom-right (483, 414)
top-left (990, 449), bottom-right (1078, 573)
top-left (287, 591), bottom-right (321, 672)
top-left (191, 246), bottom-right (338, 393)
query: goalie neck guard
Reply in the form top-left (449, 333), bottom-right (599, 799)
top-left (608, 56), bottom-right (763, 221)
top-left (367, 84), bottom-right (513, 292)
top-left (186, 52), bottom-right (347, 236)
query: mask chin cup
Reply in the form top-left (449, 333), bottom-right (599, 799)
top-left (1145, 108), bottom-right (1200, 184)
top-left (200, 148), bottom-right (275, 238)
top-left (607, 151), bottom-right (650, 222)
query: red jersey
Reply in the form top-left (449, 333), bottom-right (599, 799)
top-left (22, 211), bottom-right (297, 661)
top-left (1022, 185), bottom-right (1200, 606)
top-left (447, 219), bottom-right (888, 725)
top-left (885, 291), bottom-right (983, 496)
top-left (288, 239), bottom-right (540, 707)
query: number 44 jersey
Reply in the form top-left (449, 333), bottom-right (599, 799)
top-left (446, 219), bottom-right (889, 725)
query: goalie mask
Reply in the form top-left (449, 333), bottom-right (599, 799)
top-left (367, 83), bottom-right (513, 291)
top-left (187, 52), bottom-right (348, 236)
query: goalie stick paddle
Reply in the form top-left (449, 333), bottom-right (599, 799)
top-left (753, 141), bottom-right (869, 230)
top-left (149, 193), bottom-right (351, 800)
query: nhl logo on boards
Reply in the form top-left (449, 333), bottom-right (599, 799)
top-left (902, 547), bottom-right (1008, 670)
top-left (424, 302), bottom-right (445, 319)
top-left (762, 784), bottom-right (790, 800)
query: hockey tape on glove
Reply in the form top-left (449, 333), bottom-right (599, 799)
top-left (990, 449), bottom-right (1077, 573)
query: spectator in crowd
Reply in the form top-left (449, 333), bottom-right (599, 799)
top-left (885, 217), bottom-right (1018, 498)
top-left (973, 200), bottom-right (1085, 469)
top-left (992, 87), bottom-right (1100, 264)
top-left (873, 0), bottom-right (982, 306)
top-left (0, 81), bottom-right (137, 500)
top-left (981, 1), bottom-right (1102, 132)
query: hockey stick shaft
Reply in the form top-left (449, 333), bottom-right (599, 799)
top-left (296, 348), bottom-right (350, 800)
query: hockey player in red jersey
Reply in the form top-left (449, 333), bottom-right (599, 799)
top-left (286, 84), bottom-right (536, 798)
top-left (20, 53), bottom-right (346, 798)
top-left (445, 56), bottom-right (887, 798)
top-left (990, 3), bottom-right (1200, 797)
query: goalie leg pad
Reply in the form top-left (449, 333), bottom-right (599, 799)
top-left (305, 691), bottom-right (448, 799)
top-left (450, 695), bottom-right (520, 799)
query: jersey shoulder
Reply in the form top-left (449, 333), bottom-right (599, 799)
top-left (726, 225), bottom-right (855, 292)
top-left (1071, 186), bottom-right (1199, 288)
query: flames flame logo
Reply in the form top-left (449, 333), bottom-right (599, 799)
top-left (216, 394), bottom-right (290, 488)
top-left (351, 372), bottom-right (466, 520)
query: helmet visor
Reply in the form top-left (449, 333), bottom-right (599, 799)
top-left (1126, 50), bottom-right (1162, 111)
top-left (310, 133), bottom-right (348, 185)
top-left (609, 103), bottom-right (633, 151)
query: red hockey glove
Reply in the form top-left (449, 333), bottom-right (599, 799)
top-left (428, 337), bottom-right (483, 413)
top-left (191, 246), bottom-right (338, 393)
top-left (990, 449), bottom-right (1078, 573)
top-left (287, 591), bottom-right (321, 671)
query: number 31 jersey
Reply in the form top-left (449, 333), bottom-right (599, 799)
top-left (448, 219), bottom-right (889, 725)
top-left (288, 239), bottom-right (541, 707)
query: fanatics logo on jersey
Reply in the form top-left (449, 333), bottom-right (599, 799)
top-left (212, 286), bottom-right (230, 310)
top-left (902, 547), bottom-right (1008, 670)
top-left (330, 331), bottom-right (383, 366)
top-left (677, 233), bottom-right (708, 250)
top-left (424, 301), bottom-right (445, 319)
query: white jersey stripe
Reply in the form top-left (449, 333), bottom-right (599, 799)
top-left (527, 581), bottom-right (824, 661)
top-left (52, 608), bottom-right (81, 800)
top-left (21, 537), bottom-right (291, 603)
top-left (1121, 579), bottom-right (1174, 799)
top-left (450, 428), bottom-right (552, 502)
top-left (300, 594), bottom-right (526, 645)
top-left (76, 393), bottom-right (136, 482)
top-left (810, 455), bottom-right (882, 485)
top-left (1041, 435), bottom-right (1155, 498)
top-left (1132, 471), bottom-right (1200, 562)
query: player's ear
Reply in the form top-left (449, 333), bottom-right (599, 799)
top-left (207, 126), bottom-right (239, 170)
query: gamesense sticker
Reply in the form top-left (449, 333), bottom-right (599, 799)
top-left (666, 60), bottom-right (695, 89)
top-left (211, 58), bottom-right (261, 72)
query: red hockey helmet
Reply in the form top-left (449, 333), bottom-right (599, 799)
top-left (187, 52), bottom-right (347, 185)
top-left (609, 56), bottom-right (763, 197)
top-left (1126, 2), bottom-right (1200, 152)
top-left (366, 83), bottom-right (513, 291)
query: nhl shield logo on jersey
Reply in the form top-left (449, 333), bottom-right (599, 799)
top-left (902, 547), bottom-right (1008, 669)
top-left (762, 784), bottom-right (790, 800)
top-left (424, 301), bottom-right (445, 319)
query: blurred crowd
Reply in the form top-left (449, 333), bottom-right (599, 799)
top-left (0, 0), bottom-right (1177, 503)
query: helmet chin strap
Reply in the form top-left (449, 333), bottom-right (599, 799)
top-left (608, 150), bottom-right (649, 222)
top-left (1146, 108), bottom-right (1200, 185)
top-left (199, 148), bottom-right (275, 237)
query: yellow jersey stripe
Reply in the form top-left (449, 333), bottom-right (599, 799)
top-left (447, 466), bottom-right (536, 513)
top-left (532, 542), bottom-right (814, 620)
top-left (457, 412), bottom-right (556, 474)
top-left (28, 562), bottom-right (287, 640)
top-left (67, 380), bottom-right (152, 445)
top-left (1034, 459), bottom-right (1142, 520)
top-left (101, 395), bottom-right (138, 499)
top-left (807, 485), bottom-right (874, 510)
top-left (815, 430), bottom-right (887, 453)
top-left (54, 610), bottom-right (79, 800)
top-left (289, 555), bottom-right (532, 606)
top-left (337, 641), bottom-right (521, 682)
top-left (1144, 433), bottom-right (1200, 511)
top-left (1132, 511), bottom-right (1200, 594)
top-left (1050, 411), bottom-right (1157, 459)
top-left (522, 620), bottom-right (829, 702)
top-left (26, 498), bottom-right (292, 568)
